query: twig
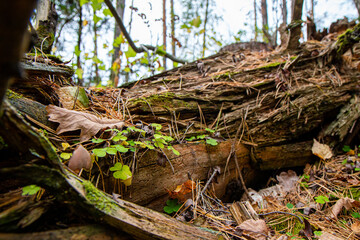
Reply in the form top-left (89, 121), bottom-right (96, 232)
top-left (160, 148), bottom-right (174, 174)
top-left (201, 167), bottom-right (220, 195)
top-left (258, 211), bottom-right (304, 224)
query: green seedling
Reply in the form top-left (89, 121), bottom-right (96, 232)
top-left (22, 185), bottom-right (41, 196)
top-left (315, 195), bottom-right (329, 204)
top-left (164, 199), bottom-right (181, 214)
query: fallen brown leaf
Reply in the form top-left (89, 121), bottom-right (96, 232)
top-left (330, 197), bottom-right (360, 219)
top-left (318, 231), bottom-right (344, 240)
top-left (312, 139), bottom-right (333, 160)
top-left (46, 105), bottom-right (125, 141)
top-left (351, 220), bottom-right (360, 235)
top-left (238, 219), bottom-right (269, 240)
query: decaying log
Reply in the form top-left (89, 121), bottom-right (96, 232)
top-left (0, 225), bottom-right (133, 240)
top-left (0, 102), bottom-right (219, 240)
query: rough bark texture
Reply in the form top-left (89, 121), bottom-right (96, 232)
top-left (286, 0), bottom-right (304, 49)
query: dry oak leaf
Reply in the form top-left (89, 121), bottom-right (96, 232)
top-left (330, 197), bottom-right (360, 219)
top-left (46, 105), bottom-right (125, 141)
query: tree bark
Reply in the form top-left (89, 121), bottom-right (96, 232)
top-left (110, 0), bottom-right (125, 85)
top-left (286, 0), bottom-right (304, 50)
top-left (261, 0), bottom-right (273, 46)
top-left (353, 0), bottom-right (360, 17)
top-left (163, 0), bottom-right (167, 70)
top-left (202, 0), bottom-right (209, 58)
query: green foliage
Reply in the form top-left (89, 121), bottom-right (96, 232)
top-left (110, 162), bottom-right (132, 180)
top-left (342, 145), bottom-right (351, 152)
top-left (206, 138), bottom-right (217, 146)
top-left (286, 203), bottom-right (294, 209)
top-left (22, 185), bottom-right (41, 196)
top-left (315, 195), bottom-right (329, 204)
top-left (314, 231), bottom-right (323, 236)
top-left (164, 199), bottom-right (181, 214)
top-left (60, 152), bottom-right (72, 160)
top-left (351, 212), bottom-right (360, 219)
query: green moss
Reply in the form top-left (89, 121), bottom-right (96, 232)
top-left (257, 61), bottom-right (284, 70)
top-left (6, 89), bottom-right (23, 99)
top-left (130, 92), bottom-right (196, 111)
top-left (82, 181), bottom-right (117, 213)
top-left (336, 23), bottom-right (360, 56)
top-left (270, 216), bottom-right (305, 236)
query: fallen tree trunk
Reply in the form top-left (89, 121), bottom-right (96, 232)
top-left (2, 24), bottom-right (360, 237)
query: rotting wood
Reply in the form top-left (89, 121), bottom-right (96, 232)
top-left (0, 225), bottom-right (133, 240)
top-left (0, 102), bottom-right (219, 240)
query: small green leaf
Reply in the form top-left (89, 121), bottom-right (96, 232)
top-left (197, 134), bottom-right (206, 140)
top-left (22, 185), bottom-right (41, 196)
top-left (113, 171), bottom-right (129, 180)
top-left (351, 212), bottom-right (360, 219)
top-left (112, 134), bottom-right (127, 142)
top-left (164, 199), bottom-right (181, 214)
top-left (80, 0), bottom-right (90, 7)
top-left (92, 138), bottom-right (104, 143)
top-left (315, 195), bottom-right (329, 204)
top-left (186, 136), bottom-right (196, 141)
top-left (286, 203), bottom-right (294, 209)
top-left (103, 8), bottom-right (113, 16)
top-left (205, 128), bottom-right (215, 133)
top-left (93, 15), bottom-right (103, 24)
top-left (190, 16), bottom-right (202, 28)
top-left (74, 45), bottom-right (81, 57)
top-left (75, 68), bottom-right (83, 79)
top-left (151, 123), bottom-right (162, 131)
top-left (106, 147), bottom-right (117, 155)
top-left (342, 145), bottom-right (351, 152)
top-left (60, 152), bottom-right (72, 160)
top-left (206, 138), bottom-right (218, 146)
top-left (114, 144), bottom-right (129, 153)
top-left (113, 34), bottom-right (125, 47)
top-left (314, 231), bottom-right (323, 236)
top-left (168, 146), bottom-right (180, 156)
top-left (92, 148), bottom-right (107, 157)
top-left (125, 47), bottom-right (137, 58)
top-left (155, 46), bottom-right (167, 56)
top-left (355, 168), bottom-right (360, 171)
top-left (110, 162), bottom-right (123, 171)
top-left (140, 57), bottom-right (149, 65)
top-left (341, 159), bottom-right (348, 164)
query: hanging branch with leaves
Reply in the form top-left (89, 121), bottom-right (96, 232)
top-left (103, 0), bottom-right (187, 64)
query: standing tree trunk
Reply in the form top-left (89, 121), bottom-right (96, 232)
top-left (281, 0), bottom-right (287, 24)
top-left (202, 0), bottom-right (209, 58)
top-left (162, 0), bottom-right (167, 70)
top-left (34, 0), bottom-right (58, 54)
top-left (261, 0), bottom-right (273, 46)
top-left (286, 0), bottom-right (304, 50)
top-left (170, 0), bottom-right (176, 67)
top-left (353, 0), bottom-right (360, 17)
top-left (110, 0), bottom-right (125, 86)
top-left (93, 10), bottom-right (100, 86)
top-left (76, 4), bottom-right (83, 86)
top-left (254, 0), bottom-right (258, 41)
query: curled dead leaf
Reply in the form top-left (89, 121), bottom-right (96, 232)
top-left (68, 145), bottom-right (92, 172)
top-left (46, 105), bottom-right (124, 141)
top-left (330, 197), bottom-right (360, 219)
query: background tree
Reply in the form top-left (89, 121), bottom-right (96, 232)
top-left (353, 0), bottom-right (360, 17)
top-left (163, 0), bottom-right (167, 70)
top-left (286, 0), bottom-right (304, 50)
top-left (110, 0), bottom-right (125, 86)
